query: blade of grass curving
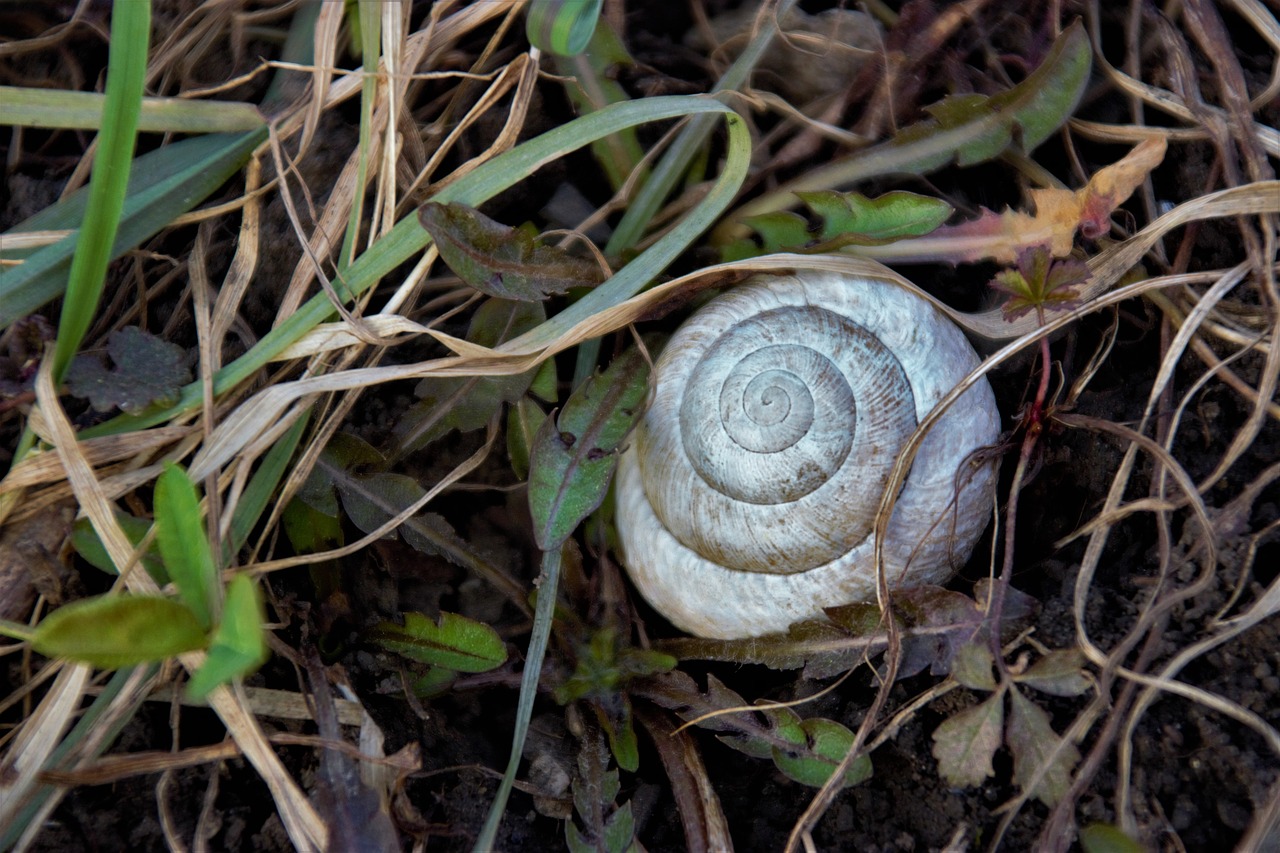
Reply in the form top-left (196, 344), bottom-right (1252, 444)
top-left (84, 95), bottom-right (750, 437)
top-left (0, 85), bottom-right (263, 133)
top-left (49, 0), bottom-right (150, 382)
top-left (568, 0), bottom-right (790, 385)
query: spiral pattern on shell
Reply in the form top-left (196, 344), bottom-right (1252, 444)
top-left (615, 271), bottom-right (1001, 639)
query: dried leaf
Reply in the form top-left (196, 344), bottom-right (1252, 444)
top-left (1006, 686), bottom-right (1079, 806)
top-left (419, 201), bottom-right (604, 301)
top-left (65, 326), bottom-right (191, 413)
top-left (931, 691), bottom-right (1004, 789)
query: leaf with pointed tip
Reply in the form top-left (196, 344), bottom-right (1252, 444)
top-left (32, 595), bottom-right (207, 668)
top-left (368, 611), bottom-right (507, 672)
top-left (419, 202), bottom-right (604, 302)
top-left (154, 462), bottom-right (218, 631)
top-left (931, 691), bottom-right (1004, 788)
top-left (528, 347), bottom-right (648, 550)
top-left (187, 573), bottom-right (268, 700)
top-left (952, 642), bottom-right (998, 691)
top-left (1007, 686), bottom-right (1080, 806)
top-left (1014, 648), bottom-right (1091, 697)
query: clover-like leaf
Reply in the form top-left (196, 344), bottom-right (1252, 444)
top-left (65, 326), bottom-right (191, 412)
top-left (990, 244), bottom-right (1089, 322)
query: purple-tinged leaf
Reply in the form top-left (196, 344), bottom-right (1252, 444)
top-left (1014, 647), bottom-right (1091, 697)
top-left (66, 326), bottom-right (191, 413)
top-left (1007, 686), bottom-right (1080, 806)
top-left (419, 201), bottom-right (604, 302)
top-left (931, 691), bottom-right (1004, 789)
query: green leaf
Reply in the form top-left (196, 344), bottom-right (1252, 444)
top-left (186, 574), bottom-right (268, 700)
top-left (0, 128), bottom-right (267, 330)
top-left (931, 692), bottom-right (1004, 788)
top-left (71, 512), bottom-right (168, 584)
top-left (1014, 648), bottom-right (1091, 697)
top-left (602, 800), bottom-right (636, 853)
top-left (281, 498), bottom-right (344, 554)
top-left (395, 299), bottom-right (546, 453)
top-left (507, 397), bottom-right (548, 480)
top-left (1079, 823), bottom-right (1146, 853)
top-left (368, 611), bottom-right (507, 672)
top-left (0, 85), bottom-right (263, 133)
top-left (991, 244), bottom-right (1088, 321)
top-left (228, 411), bottom-right (310, 553)
top-left (65, 326), bottom-right (191, 413)
top-left (48, 0), bottom-right (151, 381)
top-left (153, 462), bottom-right (218, 630)
top-left (771, 716), bottom-right (873, 789)
top-left (951, 642), bottom-right (998, 691)
top-left (803, 190), bottom-right (953, 242)
top-left (32, 595), bottom-right (207, 668)
top-left (528, 347), bottom-right (649, 550)
top-left (1006, 686), bottom-right (1080, 806)
top-left (418, 202), bottom-right (604, 302)
top-left (526, 0), bottom-right (602, 57)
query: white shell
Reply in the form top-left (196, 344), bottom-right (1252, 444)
top-left (615, 271), bottom-right (1001, 639)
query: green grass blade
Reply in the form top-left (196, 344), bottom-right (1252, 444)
top-left (474, 547), bottom-right (561, 851)
top-left (227, 411), bottom-right (310, 554)
top-left (0, 128), bottom-right (267, 327)
top-left (49, 0), bottom-right (151, 382)
top-left (0, 85), bottom-right (263, 133)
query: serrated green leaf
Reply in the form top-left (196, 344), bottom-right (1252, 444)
top-left (528, 347), bottom-right (648, 550)
top-left (419, 202), bottom-right (603, 302)
top-left (154, 462), bottom-right (218, 630)
top-left (952, 642), bottom-right (998, 691)
top-left (369, 611), bottom-right (507, 672)
top-left (32, 595), bottom-right (207, 668)
top-left (526, 0), bottom-right (603, 57)
top-left (931, 692), bottom-right (1004, 788)
top-left (1014, 648), bottom-right (1091, 697)
top-left (186, 573), bottom-right (268, 700)
top-left (1007, 686), bottom-right (1080, 806)
top-left (771, 717), bottom-right (873, 789)
top-left (804, 190), bottom-right (953, 241)
top-left (66, 326), bottom-right (192, 413)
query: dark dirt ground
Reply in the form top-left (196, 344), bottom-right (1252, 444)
top-left (2, 1), bottom-right (1278, 851)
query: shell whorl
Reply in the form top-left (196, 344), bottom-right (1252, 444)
top-left (615, 271), bottom-right (1001, 639)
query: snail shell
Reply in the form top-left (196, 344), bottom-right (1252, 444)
top-left (615, 271), bottom-right (1001, 639)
